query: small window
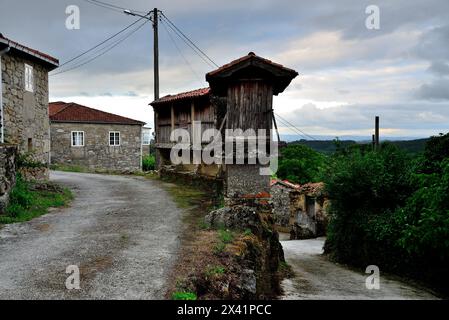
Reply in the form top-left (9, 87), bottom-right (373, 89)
top-left (109, 131), bottom-right (120, 146)
top-left (24, 64), bottom-right (34, 92)
top-left (71, 131), bottom-right (84, 147)
top-left (142, 130), bottom-right (151, 145)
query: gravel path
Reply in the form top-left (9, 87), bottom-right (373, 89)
top-left (0, 171), bottom-right (184, 300)
top-left (280, 237), bottom-right (439, 300)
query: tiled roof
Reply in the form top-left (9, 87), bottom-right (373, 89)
top-left (206, 52), bottom-right (297, 78)
top-left (0, 33), bottom-right (59, 67)
top-left (150, 87), bottom-right (210, 106)
top-left (270, 179), bottom-right (301, 190)
top-left (297, 182), bottom-right (325, 196)
top-left (49, 102), bottom-right (145, 125)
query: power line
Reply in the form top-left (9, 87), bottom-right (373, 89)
top-left (51, 19), bottom-right (149, 76)
top-left (159, 15), bottom-right (215, 69)
top-left (274, 116), bottom-right (309, 140)
top-left (58, 14), bottom-right (150, 69)
top-left (160, 18), bottom-right (202, 81)
top-left (82, 0), bottom-right (147, 14)
top-left (160, 12), bottom-right (219, 68)
top-left (274, 112), bottom-right (317, 140)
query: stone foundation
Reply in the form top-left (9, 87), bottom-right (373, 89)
top-left (18, 166), bottom-right (49, 181)
top-left (0, 144), bottom-right (17, 214)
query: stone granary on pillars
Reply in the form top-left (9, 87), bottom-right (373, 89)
top-left (49, 102), bottom-right (145, 172)
top-left (0, 34), bottom-right (59, 180)
top-left (204, 52), bottom-right (298, 298)
top-left (205, 52), bottom-right (298, 204)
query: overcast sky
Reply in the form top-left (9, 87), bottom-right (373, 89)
top-left (1, 0), bottom-right (448, 139)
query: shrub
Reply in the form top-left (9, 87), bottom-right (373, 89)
top-left (6, 175), bottom-right (35, 217)
top-left (323, 137), bottom-right (449, 293)
top-left (142, 155), bottom-right (155, 171)
top-left (172, 291), bottom-right (197, 300)
top-left (323, 144), bottom-right (414, 265)
top-left (277, 144), bottom-right (326, 184)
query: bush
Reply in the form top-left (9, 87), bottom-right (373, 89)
top-left (323, 143), bottom-right (413, 265)
top-left (142, 155), bottom-right (155, 171)
top-left (276, 144), bottom-right (326, 184)
top-left (6, 175), bottom-right (35, 217)
top-left (323, 138), bottom-right (449, 293)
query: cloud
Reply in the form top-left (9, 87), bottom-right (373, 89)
top-left (416, 79), bottom-right (449, 101)
top-left (2, 0), bottom-right (449, 138)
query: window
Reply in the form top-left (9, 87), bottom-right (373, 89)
top-left (71, 131), bottom-right (84, 147)
top-left (24, 64), bottom-right (34, 92)
top-left (109, 131), bottom-right (120, 146)
top-left (27, 138), bottom-right (33, 152)
top-left (142, 129), bottom-right (151, 145)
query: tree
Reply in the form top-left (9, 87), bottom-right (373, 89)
top-left (276, 144), bottom-right (326, 184)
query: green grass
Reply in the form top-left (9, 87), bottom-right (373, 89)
top-left (205, 265), bottom-right (226, 277)
top-left (171, 291), bottom-right (197, 300)
top-left (218, 229), bottom-right (234, 243)
top-left (0, 176), bottom-right (73, 224)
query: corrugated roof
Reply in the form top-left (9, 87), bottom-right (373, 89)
top-left (49, 102), bottom-right (145, 125)
top-left (0, 33), bottom-right (59, 68)
top-left (150, 87), bottom-right (210, 106)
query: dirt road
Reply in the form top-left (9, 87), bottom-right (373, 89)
top-left (281, 238), bottom-right (439, 300)
top-left (0, 171), bottom-right (184, 299)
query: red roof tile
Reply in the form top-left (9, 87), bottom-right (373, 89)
top-left (206, 52), bottom-right (297, 78)
top-left (150, 87), bottom-right (210, 106)
top-left (0, 33), bottom-right (59, 67)
top-left (49, 102), bottom-right (145, 125)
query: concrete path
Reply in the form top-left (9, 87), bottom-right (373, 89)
top-left (0, 171), bottom-right (184, 299)
top-left (280, 237), bottom-right (439, 300)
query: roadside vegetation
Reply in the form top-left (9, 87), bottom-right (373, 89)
top-left (142, 155), bottom-right (156, 171)
top-left (0, 174), bottom-right (73, 224)
top-left (321, 133), bottom-right (449, 295)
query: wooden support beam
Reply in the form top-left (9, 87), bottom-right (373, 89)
top-left (191, 101), bottom-right (195, 135)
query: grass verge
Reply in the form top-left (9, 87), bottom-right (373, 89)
top-left (0, 175), bottom-right (73, 224)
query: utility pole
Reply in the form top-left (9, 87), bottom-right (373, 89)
top-left (123, 8), bottom-right (159, 100)
top-left (153, 8), bottom-right (159, 101)
top-left (375, 116), bottom-right (380, 150)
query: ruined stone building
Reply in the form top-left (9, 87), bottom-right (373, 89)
top-left (270, 179), bottom-right (300, 231)
top-left (270, 179), bottom-right (329, 239)
top-left (0, 34), bottom-right (59, 164)
top-left (49, 102), bottom-right (145, 172)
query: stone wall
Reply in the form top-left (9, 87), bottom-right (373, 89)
top-left (1, 54), bottom-right (51, 165)
top-left (0, 144), bottom-right (17, 214)
top-left (50, 122), bottom-right (142, 172)
top-left (271, 184), bottom-right (291, 229)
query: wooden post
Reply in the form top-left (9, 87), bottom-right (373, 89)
top-left (170, 104), bottom-right (175, 139)
top-left (375, 116), bottom-right (380, 150)
top-left (191, 101), bottom-right (195, 136)
top-left (153, 8), bottom-right (159, 101)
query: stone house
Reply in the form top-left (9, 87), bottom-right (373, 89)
top-left (271, 179), bottom-right (300, 231)
top-left (49, 102), bottom-right (145, 172)
top-left (271, 179), bottom-right (330, 239)
top-left (0, 33), bottom-right (59, 168)
top-left (289, 182), bottom-right (329, 239)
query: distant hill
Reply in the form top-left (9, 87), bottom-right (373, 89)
top-left (288, 138), bottom-right (429, 155)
